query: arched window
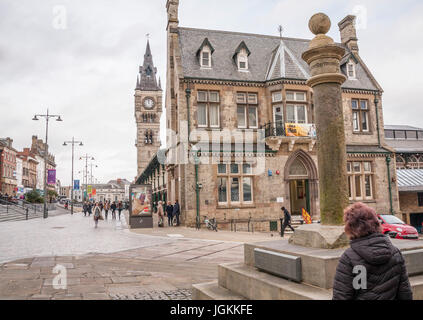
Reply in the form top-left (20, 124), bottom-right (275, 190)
top-left (289, 159), bottom-right (308, 177)
top-left (409, 155), bottom-right (418, 169)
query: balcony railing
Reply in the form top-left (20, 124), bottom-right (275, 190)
top-left (260, 122), bottom-right (317, 139)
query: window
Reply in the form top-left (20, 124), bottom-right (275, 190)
top-left (394, 130), bottom-right (406, 139)
top-left (196, 91), bottom-right (220, 128)
top-left (272, 92), bottom-right (282, 103)
top-left (237, 93), bottom-right (258, 129)
top-left (385, 130), bottom-right (394, 139)
top-left (352, 99), bottom-right (369, 133)
top-left (347, 62), bottom-right (356, 79)
top-left (286, 104), bottom-right (307, 124)
top-left (347, 161), bottom-right (374, 201)
top-left (217, 162), bottom-right (254, 205)
top-left (418, 193), bottom-right (423, 207)
top-left (201, 48), bottom-right (211, 68)
top-left (406, 131), bottom-right (417, 139)
top-left (238, 55), bottom-right (248, 70)
top-left (418, 131), bottom-right (423, 140)
top-left (286, 91), bottom-right (306, 102)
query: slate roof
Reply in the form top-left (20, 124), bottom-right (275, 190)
top-left (385, 125), bottom-right (423, 131)
top-left (346, 145), bottom-right (391, 154)
top-left (396, 169), bottom-right (423, 192)
top-left (178, 27), bottom-right (379, 91)
top-left (385, 139), bottom-right (423, 153)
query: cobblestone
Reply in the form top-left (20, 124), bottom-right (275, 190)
top-left (110, 289), bottom-right (192, 300)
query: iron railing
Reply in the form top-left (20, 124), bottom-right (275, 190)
top-left (0, 199), bottom-right (29, 220)
top-left (260, 122), bottom-right (317, 139)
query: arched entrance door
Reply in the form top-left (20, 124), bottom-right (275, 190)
top-left (284, 150), bottom-right (318, 216)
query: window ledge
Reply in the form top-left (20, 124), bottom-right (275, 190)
top-left (217, 204), bottom-right (256, 210)
top-left (352, 131), bottom-right (373, 135)
top-left (349, 199), bottom-right (376, 204)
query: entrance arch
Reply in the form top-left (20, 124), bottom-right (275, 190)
top-left (284, 149), bottom-right (319, 217)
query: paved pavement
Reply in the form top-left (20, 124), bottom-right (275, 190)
top-left (0, 211), bottom-right (247, 300)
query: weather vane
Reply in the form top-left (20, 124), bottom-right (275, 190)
top-left (146, 33), bottom-right (150, 40)
top-left (278, 25), bottom-right (284, 39)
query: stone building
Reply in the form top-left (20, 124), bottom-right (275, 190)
top-left (159, 1), bottom-right (400, 230)
top-left (384, 125), bottom-right (423, 231)
top-left (30, 135), bottom-right (57, 192)
top-left (0, 138), bottom-right (17, 196)
top-left (17, 148), bottom-right (38, 193)
top-left (135, 40), bottom-right (163, 177)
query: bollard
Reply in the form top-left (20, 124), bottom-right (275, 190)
top-left (280, 218), bottom-right (284, 237)
top-left (26, 208), bottom-right (29, 220)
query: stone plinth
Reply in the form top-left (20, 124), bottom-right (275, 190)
top-left (288, 224), bottom-right (348, 249)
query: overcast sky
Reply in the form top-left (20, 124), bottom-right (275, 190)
top-left (1, 0), bottom-right (422, 186)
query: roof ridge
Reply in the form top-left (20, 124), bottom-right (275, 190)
top-left (178, 26), bottom-right (312, 43)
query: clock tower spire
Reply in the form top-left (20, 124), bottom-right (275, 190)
top-left (135, 39), bottom-right (162, 177)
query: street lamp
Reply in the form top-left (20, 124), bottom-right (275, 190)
top-left (63, 137), bottom-right (83, 215)
top-left (79, 154), bottom-right (95, 201)
top-left (32, 109), bottom-right (63, 219)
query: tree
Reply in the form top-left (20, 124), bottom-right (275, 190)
top-left (25, 190), bottom-right (44, 204)
top-left (48, 190), bottom-right (58, 203)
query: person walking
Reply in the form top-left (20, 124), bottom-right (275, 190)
top-left (111, 201), bottom-right (117, 219)
top-left (104, 201), bottom-right (110, 220)
top-left (157, 201), bottom-right (164, 227)
top-left (280, 207), bottom-right (295, 237)
top-left (172, 200), bottom-right (180, 226)
top-left (83, 202), bottom-right (88, 217)
top-left (117, 201), bottom-right (123, 220)
top-left (166, 201), bottom-right (173, 227)
top-left (93, 203), bottom-right (102, 229)
top-left (87, 202), bottom-right (93, 216)
top-left (332, 202), bottom-right (413, 300)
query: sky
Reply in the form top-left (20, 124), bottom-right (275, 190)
top-left (0, 0), bottom-right (422, 186)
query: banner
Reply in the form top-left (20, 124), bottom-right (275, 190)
top-left (47, 169), bottom-right (56, 185)
top-left (302, 208), bottom-right (312, 224)
top-left (73, 180), bottom-right (80, 190)
top-left (87, 185), bottom-right (92, 194)
top-left (92, 188), bottom-right (96, 196)
top-left (285, 123), bottom-right (317, 137)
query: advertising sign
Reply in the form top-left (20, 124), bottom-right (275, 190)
top-left (73, 180), bottom-right (80, 190)
top-left (129, 184), bottom-right (153, 229)
top-left (87, 185), bottom-right (92, 194)
top-left (47, 169), bottom-right (56, 185)
top-left (285, 123), bottom-right (317, 138)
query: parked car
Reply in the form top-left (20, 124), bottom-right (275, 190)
top-left (377, 214), bottom-right (419, 240)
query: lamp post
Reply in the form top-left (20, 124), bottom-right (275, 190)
top-left (63, 138), bottom-right (83, 215)
top-left (32, 109), bottom-right (63, 219)
top-left (79, 154), bottom-right (94, 201)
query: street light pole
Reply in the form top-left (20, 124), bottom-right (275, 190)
top-left (80, 154), bottom-right (94, 201)
top-left (63, 137), bottom-right (83, 215)
top-left (32, 109), bottom-right (62, 219)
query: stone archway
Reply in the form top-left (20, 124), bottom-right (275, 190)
top-left (284, 149), bottom-right (319, 217)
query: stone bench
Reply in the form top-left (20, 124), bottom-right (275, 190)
top-left (254, 248), bottom-right (302, 283)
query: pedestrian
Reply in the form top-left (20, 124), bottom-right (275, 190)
top-left (332, 202), bottom-right (413, 300)
top-left (172, 200), bottom-right (180, 226)
top-left (104, 201), bottom-right (110, 220)
top-left (118, 201), bottom-right (123, 220)
top-left (93, 202), bottom-right (102, 228)
top-left (280, 207), bottom-right (295, 237)
top-left (83, 202), bottom-right (87, 216)
top-left (111, 201), bottom-right (117, 219)
top-left (157, 200), bottom-right (164, 227)
top-left (166, 201), bottom-right (173, 226)
top-left (88, 202), bottom-right (93, 216)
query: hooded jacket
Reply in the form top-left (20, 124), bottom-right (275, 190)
top-left (332, 233), bottom-right (413, 300)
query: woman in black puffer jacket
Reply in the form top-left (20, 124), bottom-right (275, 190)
top-left (333, 202), bottom-right (413, 300)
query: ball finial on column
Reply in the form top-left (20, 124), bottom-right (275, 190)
top-left (309, 13), bottom-right (331, 35)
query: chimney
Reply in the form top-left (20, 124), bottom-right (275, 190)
top-left (6, 138), bottom-right (13, 148)
top-left (338, 15), bottom-right (359, 54)
top-left (166, 0), bottom-right (179, 31)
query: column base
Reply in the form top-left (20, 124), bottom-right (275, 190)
top-left (289, 224), bottom-right (348, 249)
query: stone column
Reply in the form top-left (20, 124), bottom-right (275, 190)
top-left (302, 13), bottom-right (349, 226)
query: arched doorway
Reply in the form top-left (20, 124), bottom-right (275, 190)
top-left (284, 150), bottom-right (318, 216)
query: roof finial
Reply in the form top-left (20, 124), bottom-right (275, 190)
top-left (278, 25), bottom-right (284, 40)
top-left (146, 33), bottom-right (150, 40)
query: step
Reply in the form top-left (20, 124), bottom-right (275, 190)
top-left (218, 262), bottom-right (333, 300)
top-left (192, 281), bottom-right (246, 300)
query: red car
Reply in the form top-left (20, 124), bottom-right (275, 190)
top-left (377, 214), bottom-right (419, 240)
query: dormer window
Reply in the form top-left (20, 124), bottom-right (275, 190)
top-left (201, 48), bottom-right (211, 68)
top-left (233, 41), bottom-right (251, 72)
top-left (347, 60), bottom-right (356, 79)
top-left (197, 38), bottom-right (214, 69)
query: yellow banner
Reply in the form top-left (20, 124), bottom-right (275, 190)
top-left (285, 123), bottom-right (316, 137)
top-left (87, 185), bottom-right (92, 194)
top-left (302, 208), bottom-right (312, 224)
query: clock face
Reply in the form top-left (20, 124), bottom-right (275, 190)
top-left (144, 98), bottom-right (155, 110)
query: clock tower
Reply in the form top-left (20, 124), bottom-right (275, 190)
top-left (135, 40), bottom-right (162, 177)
